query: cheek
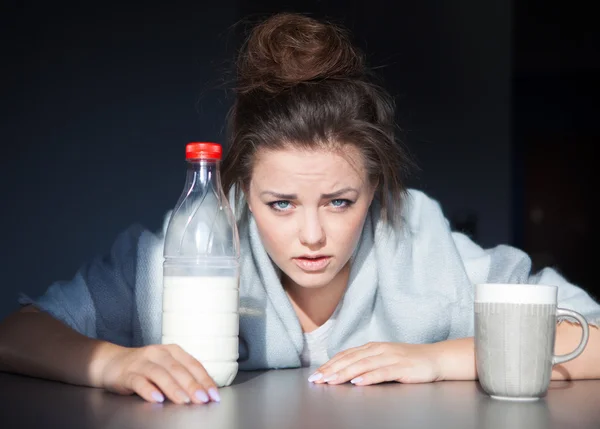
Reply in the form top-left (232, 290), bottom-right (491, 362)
top-left (256, 221), bottom-right (283, 248)
top-left (326, 212), bottom-right (366, 248)
top-left (251, 207), bottom-right (293, 256)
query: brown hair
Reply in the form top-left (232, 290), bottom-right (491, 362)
top-left (221, 12), bottom-right (415, 227)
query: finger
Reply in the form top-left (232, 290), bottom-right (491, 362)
top-left (141, 361), bottom-right (193, 405)
top-left (312, 346), bottom-right (382, 384)
top-left (312, 343), bottom-right (374, 379)
top-left (328, 354), bottom-right (399, 385)
top-left (169, 345), bottom-right (219, 403)
top-left (128, 373), bottom-right (165, 403)
top-left (351, 363), bottom-right (437, 386)
top-left (324, 345), bottom-right (365, 365)
top-left (318, 346), bottom-right (363, 371)
top-left (155, 348), bottom-right (213, 405)
top-left (162, 359), bottom-right (211, 405)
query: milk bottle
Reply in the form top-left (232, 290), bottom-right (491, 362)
top-left (162, 142), bottom-right (240, 387)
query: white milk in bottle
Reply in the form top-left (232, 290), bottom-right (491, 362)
top-left (162, 142), bottom-right (240, 387)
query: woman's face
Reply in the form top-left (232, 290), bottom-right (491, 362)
top-left (246, 146), bottom-right (375, 290)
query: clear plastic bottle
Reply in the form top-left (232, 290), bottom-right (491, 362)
top-left (162, 142), bottom-right (240, 387)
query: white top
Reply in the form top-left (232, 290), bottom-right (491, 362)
top-left (300, 319), bottom-right (335, 367)
top-left (300, 304), bottom-right (341, 367)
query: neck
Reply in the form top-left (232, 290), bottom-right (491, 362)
top-left (283, 262), bottom-right (350, 333)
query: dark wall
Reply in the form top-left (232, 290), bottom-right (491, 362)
top-left (514, 0), bottom-right (599, 295)
top-left (0, 1), bottom-right (239, 318)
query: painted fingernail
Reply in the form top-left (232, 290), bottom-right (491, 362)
top-left (152, 391), bottom-right (165, 403)
top-left (351, 377), bottom-right (364, 384)
top-left (208, 387), bottom-right (221, 402)
top-left (323, 373), bottom-right (338, 383)
top-left (176, 390), bottom-right (191, 404)
top-left (195, 390), bottom-right (210, 403)
top-left (308, 372), bottom-right (323, 382)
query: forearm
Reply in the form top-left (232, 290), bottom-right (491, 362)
top-left (552, 322), bottom-right (600, 380)
top-left (435, 323), bottom-right (600, 381)
top-left (0, 306), bottom-right (125, 388)
top-left (434, 337), bottom-right (477, 381)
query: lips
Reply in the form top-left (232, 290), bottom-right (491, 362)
top-left (293, 255), bottom-right (332, 272)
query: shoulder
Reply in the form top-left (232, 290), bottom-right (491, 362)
top-left (109, 212), bottom-right (170, 260)
top-left (368, 188), bottom-right (453, 255)
top-left (159, 210), bottom-right (173, 237)
top-left (391, 188), bottom-right (450, 237)
top-left (122, 211), bottom-right (171, 244)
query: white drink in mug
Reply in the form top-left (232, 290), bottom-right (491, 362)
top-left (162, 275), bottom-right (240, 387)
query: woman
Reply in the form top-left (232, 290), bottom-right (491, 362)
top-left (1, 12), bottom-right (599, 406)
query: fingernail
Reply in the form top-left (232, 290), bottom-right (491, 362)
top-left (176, 390), bottom-right (191, 404)
top-left (208, 387), bottom-right (221, 402)
top-left (351, 377), bottom-right (363, 384)
top-left (308, 372), bottom-right (323, 382)
top-left (152, 391), bottom-right (164, 403)
top-left (323, 373), bottom-right (338, 383)
top-left (195, 390), bottom-right (210, 403)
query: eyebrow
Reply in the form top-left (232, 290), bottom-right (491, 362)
top-left (260, 187), bottom-right (359, 200)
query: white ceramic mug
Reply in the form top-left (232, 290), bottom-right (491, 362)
top-left (474, 283), bottom-right (589, 400)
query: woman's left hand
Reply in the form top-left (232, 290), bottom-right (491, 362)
top-left (308, 342), bottom-right (443, 386)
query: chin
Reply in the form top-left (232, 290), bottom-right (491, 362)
top-left (287, 270), bottom-right (335, 289)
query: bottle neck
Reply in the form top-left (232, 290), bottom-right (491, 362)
top-left (185, 159), bottom-right (221, 190)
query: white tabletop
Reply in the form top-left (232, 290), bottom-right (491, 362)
top-left (1, 368), bottom-right (599, 429)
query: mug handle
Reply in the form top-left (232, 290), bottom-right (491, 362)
top-left (552, 308), bottom-right (590, 366)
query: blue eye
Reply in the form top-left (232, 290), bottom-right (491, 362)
top-left (269, 201), bottom-right (292, 211)
top-left (331, 199), bottom-right (352, 208)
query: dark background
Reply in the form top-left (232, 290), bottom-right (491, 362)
top-left (0, 0), bottom-right (596, 319)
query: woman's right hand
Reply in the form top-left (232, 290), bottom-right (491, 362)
top-left (99, 343), bottom-right (219, 404)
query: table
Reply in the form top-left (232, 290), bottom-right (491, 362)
top-left (1, 368), bottom-right (599, 429)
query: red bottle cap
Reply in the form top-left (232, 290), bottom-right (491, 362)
top-left (185, 142), bottom-right (222, 160)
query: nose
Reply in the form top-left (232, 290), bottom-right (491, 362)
top-left (298, 209), bottom-right (325, 247)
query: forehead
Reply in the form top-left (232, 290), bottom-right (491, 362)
top-left (251, 146), bottom-right (367, 185)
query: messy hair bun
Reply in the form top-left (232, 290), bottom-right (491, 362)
top-left (223, 13), bottom-right (415, 228)
top-left (236, 13), bottom-right (366, 93)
